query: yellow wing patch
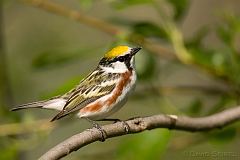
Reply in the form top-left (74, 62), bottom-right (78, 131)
top-left (104, 46), bottom-right (129, 58)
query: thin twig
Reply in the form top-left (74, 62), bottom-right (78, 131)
top-left (22, 0), bottom-right (121, 35)
top-left (0, 119), bottom-right (55, 136)
top-left (21, 0), bottom-right (233, 83)
top-left (135, 85), bottom-right (230, 96)
top-left (40, 106), bottom-right (240, 160)
top-left (21, 0), bottom-right (177, 60)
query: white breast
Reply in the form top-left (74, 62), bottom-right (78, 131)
top-left (78, 70), bottom-right (137, 120)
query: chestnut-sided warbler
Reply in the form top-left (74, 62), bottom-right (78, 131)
top-left (11, 46), bottom-right (141, 139)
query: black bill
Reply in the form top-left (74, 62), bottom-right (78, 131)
top-left (131, 47), bottom-right (142, 55)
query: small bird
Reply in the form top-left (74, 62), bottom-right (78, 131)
top-left (11, 46), bottom-right (141, 139)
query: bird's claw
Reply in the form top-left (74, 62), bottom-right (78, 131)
top-left (114, 120), bottom-right (130, 133)
top-left (93, 123), bottom-right (106, 142)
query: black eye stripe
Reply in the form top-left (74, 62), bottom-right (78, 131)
top-left (118, 56), bottom-right (125, 62)
top-left (99, 54), bottom-right (132, 69)
top-left (116, 54), bottom-right (131, 62)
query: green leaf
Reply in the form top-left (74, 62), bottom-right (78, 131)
top-left (216, 26), bottom-right (233, 45)
top-left (78, 0), bottom-right (93, 10)
top-left (31, 47), bottom-right (97, 70)
top-left (112, 0), bottom-right (153, 9)
top-left (207, 96), bottom-right (234, 115)
top-left (208, 127), bottom-right (237, 145)
top-left (185, 27), bottom-right (209, 47)
top-left (32, 51), bottom-right (79, 70)
top-left (0, 138), bottom-right (17, 160)
top-left (40, 75), bottom-right (84, 99)
top-left (216, 13), bottom-right (240, 45)
top-left (136, 51), bottom-right (157, 81)
top-left (167, 0), bottom-right (189, 20)
top-left (185, 27), bottom-right (229, 76)
top-left (132, 22), bottom-right (169, 41)
top-left (224, 13), bottom-right (240, 32)
top-left (188, 47), bottom-right (228, 76)
top-left (186, 47), bottom-right (211, 66)
top-left (117, 130), bottom-right (171, 160)
top-left (185, 99), bottom-right (203, 116)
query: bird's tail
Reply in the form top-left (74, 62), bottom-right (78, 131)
top-left (10, 101), bottom-right (46, 111)
top-left (11, 98), bottom-right (66, 111)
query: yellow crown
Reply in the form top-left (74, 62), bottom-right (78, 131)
top-left (104, 46), bottom-right (129, 58)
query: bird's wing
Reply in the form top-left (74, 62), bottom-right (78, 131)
top-left (51, 69), bottom-right (120, 121)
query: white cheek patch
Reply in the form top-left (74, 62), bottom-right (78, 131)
top-left (101, 61), bottom-right (128, 73)
top-left (112, 61), bottom-right (128, 71)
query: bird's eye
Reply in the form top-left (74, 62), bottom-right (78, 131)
top-left (118, 56), bottom-right (124, 62)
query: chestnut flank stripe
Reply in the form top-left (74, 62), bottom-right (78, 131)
top-left (80, 71), bottom-right (132, 113)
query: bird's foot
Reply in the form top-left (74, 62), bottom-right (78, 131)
top-left (84, 118), bottom-right (106, 142)
top-left (98, 118), bottom-right (130, 133)
top-left (115, 119), bottom-right (130, 133)
top-left (92, 122), bottom-right (106, 142)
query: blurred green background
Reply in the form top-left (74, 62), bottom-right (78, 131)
top-left (1, 0), bottom-right (240, 159)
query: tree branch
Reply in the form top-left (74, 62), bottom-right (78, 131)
top-left (40, 106), bottom-right (240, 160)
top-left (21, 0), bottom-right (177, 60)
top-left (22, 0), bottom-right (121, 35)
top-left (21, 0), bottom-right (234, 83)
